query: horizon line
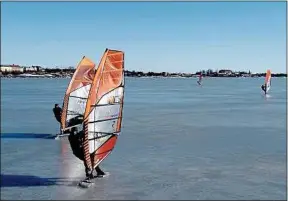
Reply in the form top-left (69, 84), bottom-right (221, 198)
top-left (0, 65), bottom-right (286, 74)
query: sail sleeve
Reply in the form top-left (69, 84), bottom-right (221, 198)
top-left (61, 57), bottom-right (96, 131)
top-left (83, 49), bottom-right (125, 170)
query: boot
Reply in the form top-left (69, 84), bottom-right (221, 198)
top-left (85, 167), bottom-right (94, 180)
top-left (95, 166), bottom-right (105, 177)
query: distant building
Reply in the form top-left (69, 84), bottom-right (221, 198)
top-left (0, 64), bottom-right (24, 73)
top-left (32, 66), bottom-right (44, 71)
top-left (24, 66), bottom-right (38, 72)
top-left (21, 65), bottom-right (44, 72)
top-left (38, 66), bottom-right (45, 72)
top-left (218, 69), bottom-right (233, 76)
top-left (241, 73), bottom-right (250, 77)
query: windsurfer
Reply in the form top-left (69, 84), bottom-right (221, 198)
top-left (261, 84), bottom-right (266, 94)
top-left (53, 104), bottom-right (62, 123)
top-left (197, 73), bottom-right (202, 85)
top-left (68, 126), bottom-right (106, 179)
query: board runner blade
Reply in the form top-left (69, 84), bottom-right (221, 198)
top-left (54, 133), bottom-right (70, 140)
top-left (77, 172), bottom-right (110, 188)
top-left (78, 179), bottom-right (95, 188)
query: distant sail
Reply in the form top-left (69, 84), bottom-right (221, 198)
top-left (60, 57), bottom-right (97, 132)
top-left (265, 69), bottom-right (272, 93)
top-left (82, 49), bottom-right (125, 170)
top-left (197, 73), bottom-right (202, 85)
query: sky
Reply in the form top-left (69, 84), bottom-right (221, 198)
top-left (1, 2), bottom-right (286, 73)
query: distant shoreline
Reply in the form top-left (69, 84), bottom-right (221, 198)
top-left (1, 74), bottom-right (287, 79)
top-left (0, 69), bottom-right (287, 79)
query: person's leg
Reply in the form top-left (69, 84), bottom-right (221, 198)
top-left (69, 134), bottom-right (85, 162)
top-left (59, 124), bottom-right (62, 135)
top-left (56, 115), bottom-right (61, 123)
top-left (84, 162), bottom-right (93, 179)
top-left (81, 147), bottom-right (96, 179)
top-left (55, 116), bottom-right (61, 135)
top-left (95, 165), bottom-right (105, 176)
top-left (88, 154), bottom-right (105, 177)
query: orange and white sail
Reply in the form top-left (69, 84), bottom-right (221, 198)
top-left (60, 56), bottom-right (97, 132)
top-left (82, 49), bottom-right (125, 170)
top-left (197, 73), bottom-right (202, 85)
top-left (264, 69), bottom-right (271, 93)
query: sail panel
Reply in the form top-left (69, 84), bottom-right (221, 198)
top-left (87, 86), bottom-right (124, 152)
top-left (61, 57), bottom-right (96, 130)
top-left (68, 85), bottom-right (91, 114)
top-left (65, 84), bottom-right (92, 126)
top-left (88, 134), bottom-right (111, 154)
top-left (93, 135), bottom-right (118, 166)
top-left (88, 118), bottom-right (119, 133)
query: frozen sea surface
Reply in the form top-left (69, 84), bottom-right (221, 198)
top-left (1, 77), bottom-right (286, 200)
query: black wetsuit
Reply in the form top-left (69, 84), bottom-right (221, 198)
top-left (261, 85), bottom-right (266, 94)
top-left (67, 116), bottom-right (85, 161)
top-left (68, 129), bottom-right (85, 160)
top-left (53, 106), bottom-right (62, 123)
top-left (67, 117), bottom-right (105, 178)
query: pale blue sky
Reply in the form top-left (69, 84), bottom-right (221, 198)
top-left (1, 2), bottom-right (286, 73)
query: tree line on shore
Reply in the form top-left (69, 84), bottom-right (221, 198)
top-left (1, 67), bottom-right (287, 77)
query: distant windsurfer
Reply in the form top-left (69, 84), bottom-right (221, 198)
top-left (67, 118), bottom-right (106, 180)
top-left (53, 104), bottom-right (62, 123)
top-left (261, 84), bottom-right (267, 94)
top-left (197, 73), bottom-right (202, 86)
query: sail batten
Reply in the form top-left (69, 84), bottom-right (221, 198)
top-left (69, 96), bottom-right (88, 99)
top-left (88, 117), bottom-right (121, 124)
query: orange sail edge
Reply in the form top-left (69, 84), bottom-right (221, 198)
top-left (66, 56), bottom-right (97, 95)
top-left (265, 69), bottom-right (272, 84)
top-left (60, 56), bottom-right (97, 131)
top-left (82, 48), bottom-right (125, 170)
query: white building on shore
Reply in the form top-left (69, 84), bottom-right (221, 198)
top-left (24, 66), bottom-right (38, 72)
top-left (0, 64), bottom-right (24, 73)
top-left (0, 64), bottom-right (45, 73)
